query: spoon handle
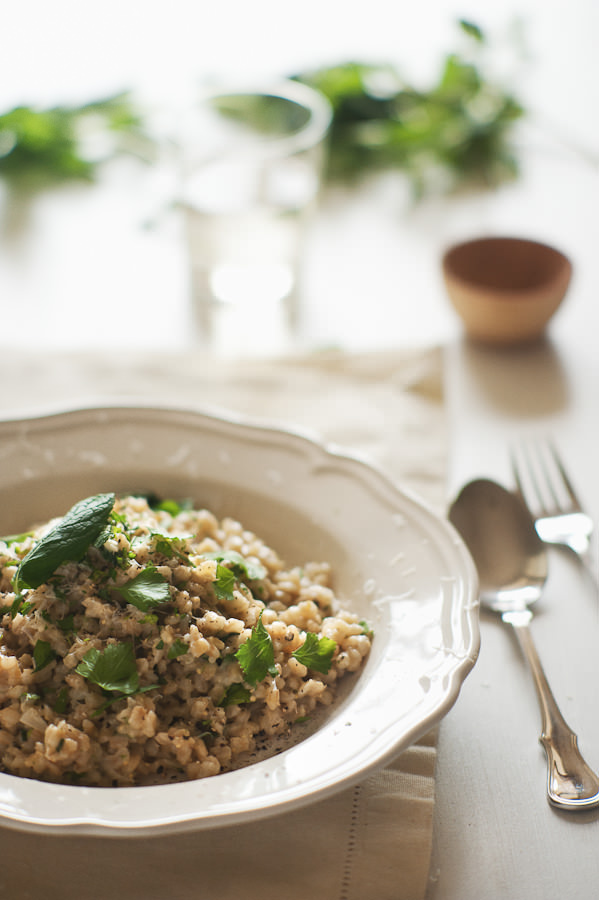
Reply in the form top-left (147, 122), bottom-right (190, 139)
top-left (504, 610), bottom-right (599, 810)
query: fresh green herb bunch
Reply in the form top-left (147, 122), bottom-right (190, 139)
top-left (0, 92), bottom-right (152, 187)
top-left (295, 19), bottom-right (524, 195)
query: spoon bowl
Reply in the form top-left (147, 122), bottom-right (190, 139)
top-left (450, 478), bottom-right (599, 810)
top-left (449, 477), bottom-right (547, 614)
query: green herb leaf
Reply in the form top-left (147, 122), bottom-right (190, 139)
top-left (218, 682), bottom-right (252, 707)
top-left (54, 687), bottom-right (69, 714)
top-left (76, 642), bottom-right (140, 694)
top-left (294, 19), bottom-right (524, 195)
top-left (359, 619), bottom-right (373, 637)
top-left (14, 493), bottom-right (116, 592)
top-left (115, 566), bottom-right (170, 611)
top-left (292, 632), bottom-right (337, 674)
top-left (33, 639), bottom-right (57, 672)
top-left (151, 533), bottom-right (190, 563)
top-left (202, 550), bottom-right (267, 583)
top-left (212, 563), bottom-right (237, 602)
top-left (57, 614), bottom-right (75, 633)
top-left (151, 497), bottom-right (193, 516)
top-left (235, 613), bottom-right (278, 687)
top-left (0, 531), bottom-right (34, 545)
top-left (166, 638), bottom-right (188, 660)
top-left (0, 92), bottom-right (154, 190)
top-left (459, 19), bottom-right (485, 42)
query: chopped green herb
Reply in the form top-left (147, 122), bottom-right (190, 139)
top-left (213, 563), bottom-right (237, 602)
top-left (91, 682), bottom-right (160, 716)
top-left (0, 531), bottom-right (34, 545)
top-left (156, 639), bottom-right (165, 650)
top-left (151, 533), bottom-right (190, 563)
top-left (146, 496), bottom-right (194, 516)
top-left (33, 639), bottom-right (56, 672)
top-left (115, 566), bottom-right (171, 611)
top-left (235, 613), bottom-right (278, 687)
top-left (167, 638), bottom-right (188, 660)
top-left (21, 692), bottom-right (41, 703)
top-left (218, 683), bottom-right (252, 707)
top-left (202, 550), bottom-right (267, 583)
top-left (54, 687), bottom-right (69, 714)
top-left (75, 642), bottom-right (140, 695)
top-left (14, 493), bottom-right (116, 592)
top-left (57, 614), bottom-right (75, 633)
top-left (292, 632), bottom-right (337, 674)
top-left (9, 594), bottom-right (24, 618)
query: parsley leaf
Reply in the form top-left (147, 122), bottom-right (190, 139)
top-left (57, 614), bottom-right (75, 633)
top-left (292, 632), bottom-right (337, 674)
top-left (33, 639), bottom-right (57, 672)
top-left (151, 533), bottom-right (190, 563)
top-left (0, 531), bottom-right (34, 545)
top-left (201, 550), bottom-right (267, 583)
top-left (54, 687), bottom-right (69, 714)
top-left (166, 638), bottom-right (188, 660)
top-left (218, 683), bottom-right (252, 707)
top-left (75, 642), bottom-right (140, 694)
top-left (115, 566), bottom-right (170, 611)
top-left (14, 493), bottom-right (116, 592)
top-left (235, 613), bottom-right (278, 687)
top-left (212, 563), bottom-right (236, 602)
top-left (144, 496), bottom-right (194, 516)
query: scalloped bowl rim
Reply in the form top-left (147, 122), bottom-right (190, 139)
top-left (0, 404), bottom-right (479, 836)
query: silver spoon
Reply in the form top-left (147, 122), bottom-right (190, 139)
top-left (449, 477), bottom-right (599, 811)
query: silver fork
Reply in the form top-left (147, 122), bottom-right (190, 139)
top-left (511, 438), bottom-right (597, 583)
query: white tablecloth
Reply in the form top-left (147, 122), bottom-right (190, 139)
top-left (0, 345), bottom-right (447, 900)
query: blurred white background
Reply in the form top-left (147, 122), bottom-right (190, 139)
top-left (0, 0), bottom-right (597, 353)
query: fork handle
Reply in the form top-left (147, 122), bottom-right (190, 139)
top-left (504, 610), bottom-right (599, 810)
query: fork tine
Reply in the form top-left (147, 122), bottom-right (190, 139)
top-left (545, 438), bottom-right (583, 513)
top-left (511, 438), bottom-right (596, 581)
top-left (510, 440), bottom-right (550, 516)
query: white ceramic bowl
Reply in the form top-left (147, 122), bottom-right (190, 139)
top-left (0, 405), bottom-right (479, 835)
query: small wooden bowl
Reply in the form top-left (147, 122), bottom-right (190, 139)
top-left (442, 236), bottom-right (572, 345)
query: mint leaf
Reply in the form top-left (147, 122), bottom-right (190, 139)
top-left (75, 642), bottom-right (140, 694)
top-left (14, 493), bottom-right (116, 592)
top-left (167, 638), bottom-right (188, 659)
top-left (235, 613), bottom-right (277, 687)
top-left (33, 639), bottom-right (56, 672)
top-left (201, 550), bottom-right (267, 583)
top-left (292, 632), bottom-right (337, 674)
top-left (116, 566), bottom-right (170, 611)
top-left (218, 682), bottom-right (252, 707)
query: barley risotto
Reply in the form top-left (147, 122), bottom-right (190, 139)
top-left (0, 493), bottom-right (371, 787)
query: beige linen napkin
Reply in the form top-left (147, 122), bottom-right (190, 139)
top-left (0, 346), bottom-right (446, 900)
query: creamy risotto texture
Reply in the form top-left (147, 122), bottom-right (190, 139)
top-left (0, 494), bottom-right (371, 786)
